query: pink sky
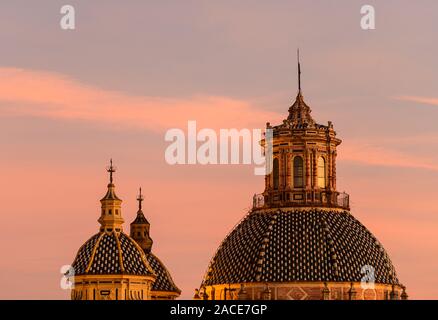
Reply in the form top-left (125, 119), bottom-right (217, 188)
top-left (0, 1), bottom-right (437, 299)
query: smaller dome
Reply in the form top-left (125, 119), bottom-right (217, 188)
top-left (147, 253), bottom-right (181, 294)
top-left (72, 232), bottom-right (154, 276)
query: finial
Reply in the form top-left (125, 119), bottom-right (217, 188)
top-left (193, 289), bottom-right (201, 300)
top-left (297, 48), bottom-right (302, 93)
top-left (106, 158), bottom-right (116, 184)
top-left (202, 288), bottom-right (209, 300)
top-left (137, 187), bottom-right (144, 210)
top-left (401, 286), bottom-right (408, 300)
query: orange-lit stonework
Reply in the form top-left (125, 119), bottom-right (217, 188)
top-left (198, 67), bottom-right (408, 300)
top-left (130, 188), bottom-right (181, 300)
top-left (69, 162), bottom-right (180, 300)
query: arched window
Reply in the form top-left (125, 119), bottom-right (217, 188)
top-left (273, 158), bottom-right (279, 190)
top-left (318, 156), bottom-right (326, 188)
top-left (293, 156), bottom-right (304, 188)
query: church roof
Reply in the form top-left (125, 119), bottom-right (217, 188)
top-left (72, 231), bottom-right (155, 276)
top-left (128, 187), bottom-right (180, 295)
top-left (201, 208), bottom-right (400, 286)
top-left (100, 183), bottom-right (122, 201)
top-left (100, 159), bottom-right (121, 201)
top-left (147, 253), bottom-right (181, 294)
top-left (287, 91), bottom-right (315, 127)
top-left (131, 209), bottom-right (150, 225)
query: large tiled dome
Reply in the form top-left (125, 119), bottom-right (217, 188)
top-left (72, 231), bottom-right (154, 276)
top-left (202, 208), bottom-right (400, 286)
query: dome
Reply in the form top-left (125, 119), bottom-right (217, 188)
top-left (72, 231), bottom-right (154, 276)
top-left (202, 208), bottom-right (400, 286)
top-left (147, 253), bottom-right (181, 294)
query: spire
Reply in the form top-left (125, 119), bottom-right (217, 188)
top-left (286, 50), bottom-right (315, 127)
top-left (297, 48), bottom-right (302, 93)
top-left (130, 187), bottom-right (153, 253)
top-left (137, 187), bottom-right (144, 211)
top-left (101, 159), bottom-right (121, 201)
top-left (107, 158), bottom-right (116, 184)
top-left (132, 187), bottom-right (148, 223)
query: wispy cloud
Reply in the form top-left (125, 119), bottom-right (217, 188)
top-left (339, 141), bottom-right (438, 171)
top-left (395, 95), bottom-right (438, 106)
top-left (1, 68), bottom-right (437, 173)
top-left (0, 67), bottom-right (279, 132)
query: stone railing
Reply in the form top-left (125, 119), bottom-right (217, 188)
top-left (252, 191), bottom-right (350, 210)
top-left (252, 194), bottom-right (265, 209)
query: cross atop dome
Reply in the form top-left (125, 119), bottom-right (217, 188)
top-left (99, 159), bottom-right (124, 232)
top-left (101, 159), bottom-right (121, 201)
top-left (131, 187), bottom-right (150, 225)
top-left (106, 158), bottom-right (116, 184)
top-left (130, 187), bottom-right (153, 253)
top-left (137, 187), bottom-right (144, 211)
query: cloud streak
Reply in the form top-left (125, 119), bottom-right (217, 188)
top-left (0, 67), bottom-right (278, 132)
top-left (395, 95), bottom-right (438, 106)
top-left (339, 141), bottom-right (438, 171)
top-left (1, 68), bottom-right (437, 173)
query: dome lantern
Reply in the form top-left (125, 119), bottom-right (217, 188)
top-left (98, 159), bottom-right (124, 233)
top-left (200, 56), bottom-right (406, 300)
top-left (259, 53), bottom-right (346, 210)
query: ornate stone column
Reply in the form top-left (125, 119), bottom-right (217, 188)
top-left (284, 151), bottom-right (290, 189)
top-left (305, 149), bottom-right (311, 188)
top-left (312, 150), bottom-right (318, 189)
top-left (332, 151), bottom-right (337, 190)
top-left (327, 150), bottom-right (332, 190)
